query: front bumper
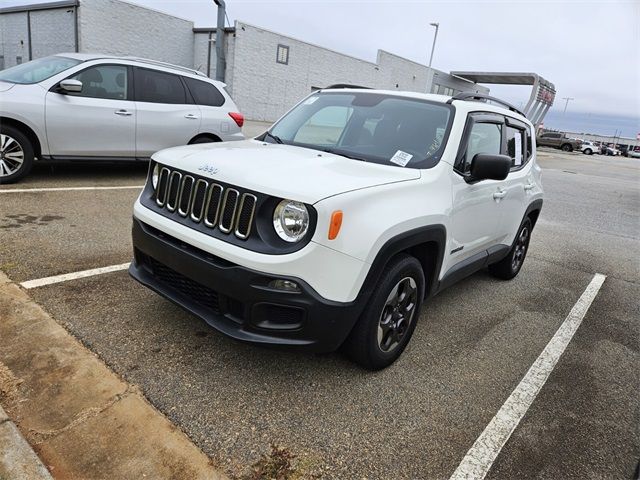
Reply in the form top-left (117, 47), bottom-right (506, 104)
top-left (129, 218), bottom-right (364, 352)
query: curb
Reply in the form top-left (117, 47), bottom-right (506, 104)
top-left (0, 405), bottom-right (53, 480)
top-left (0, 270), bottom-right (228, 479)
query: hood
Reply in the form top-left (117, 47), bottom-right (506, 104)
top-left (152, 139), bottom-right (420, 204)
top-left (0, 81), bottom-right (15, 93)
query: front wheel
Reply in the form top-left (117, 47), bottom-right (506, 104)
top-left (344, 254), bottom-right (425, 370)
top-left (488, 218), bottom-right (532, 280)
top-left (561, 143), bottom-right (573, 152)
top-left (0, 126), bottom-right (34, 184)
top-left (584, 148), bottom-right (592, 155)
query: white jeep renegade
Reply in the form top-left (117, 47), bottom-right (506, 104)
top-left (129, 87), bottom-right (543, 370)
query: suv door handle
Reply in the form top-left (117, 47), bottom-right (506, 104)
top-left (493, 189), bottom-right (507, 199)
top-left (114, 109), bottom-right (132, 116)
top-left (184, 114), bottom-right (199, 120)
top-left (524, 182), bottom-right (535, 191)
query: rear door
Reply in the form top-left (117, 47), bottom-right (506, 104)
top-left (444, 113), bottom-right (505, 274)
top-left (133, 67), bottom-right (201, 157)
top-left (45, 63), bottom-right (136, 157)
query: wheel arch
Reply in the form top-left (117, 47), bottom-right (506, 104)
top-left (0, 116), bottom-right (43, 158)
top-left (188, 133), bottom-right (222, 144)
top-left (525, 199), bottom-right (543, 228)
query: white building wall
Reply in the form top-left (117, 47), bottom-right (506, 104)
top-left (193, 32), bottom-right (211, 75)
top-left (77, 0), bottom-right (194, 68)
top-left (0, 12), bottom-right (30, 68)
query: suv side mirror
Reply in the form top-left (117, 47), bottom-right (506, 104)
top-left (59, 79), bottom-right (83, 93)
top-left (468, 154), bottom-right (511, 182)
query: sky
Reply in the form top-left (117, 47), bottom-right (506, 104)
top-left (3, 0), bottom-right (640, 136)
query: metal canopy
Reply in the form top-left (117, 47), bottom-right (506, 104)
top-left (451, 71), bottom-right (556, 126)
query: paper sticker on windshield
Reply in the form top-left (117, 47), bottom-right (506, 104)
top-left (303, 96), bottom-right (319, 105)
top-left (390, 150), bottom-right (413, 167)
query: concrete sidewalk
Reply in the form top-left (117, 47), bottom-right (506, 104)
top-left (0, 271), bottom-right (227, 480)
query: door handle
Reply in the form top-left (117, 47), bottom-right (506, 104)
top-left (524, 182), bottom-right (535, 191)
top-left (184, 114), bottom-right (199, 120)
top-left (115, 109), bottom-right (132, 116)
top-left (493, 189), bottom-right (507, 200)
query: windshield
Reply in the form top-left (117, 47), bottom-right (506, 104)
top-left (265, 91), bottom-right (453, 169)
top-left (0, 56), bottom-right (81, 84)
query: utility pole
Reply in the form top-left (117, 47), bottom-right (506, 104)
top-left (562, 97), bottom-right (574, 114)
top-left (213, 0), bottom-right (226, 82)
top-left (426, 22), bottom-right (439, 93)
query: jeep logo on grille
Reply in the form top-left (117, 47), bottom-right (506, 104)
top-left (198, 164), bottom-right (219, 175)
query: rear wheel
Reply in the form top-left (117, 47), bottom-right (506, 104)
top-left (189, 134), bottom-right (221, 145)
top-left (0, 126), bottom-right (34, 184)
top-left (488, 218), bottom-right (532, 280)
top-left (344, 254), bottom-right (425, 370)
top-left (561, 143), bottom-right (573, 152)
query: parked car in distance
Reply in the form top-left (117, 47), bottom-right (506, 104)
top-left (129, 88), bottom-right (543, 370)
top-left (605, 145), bottom-right (622, 156)
top-left (581, 141), bottom-right (598, 155)
top-left (536, 131), bottom-right (582, 152)
top-left (0, 54), bottom-right (245, 183)
top-left (627, 148), bottom-right (640, 159)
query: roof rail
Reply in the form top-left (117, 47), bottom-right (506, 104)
top-left (447, 92), bottom-right (525, 117)
top-left (324, 84), bottom-right (371, 90)
top-left (122, 57), bottom-right (207, 77)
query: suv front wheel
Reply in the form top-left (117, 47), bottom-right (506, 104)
top-left (0, 126), bottom-right (34, 184)
top-left (344, 254), bottom-right (425, 370)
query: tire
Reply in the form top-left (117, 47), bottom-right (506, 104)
top-left (488, 218), bottom-right (532, 280)
top-left (344, 254), bottom-right (425, 370)
top-left (584, 148), bottom-right (592, 155)
top-left (189, 135), bottom-right (221, 144)
top-left (561, 143), bottom-right (572, 152)
top-left (0, 126), bottom-right (34, 184)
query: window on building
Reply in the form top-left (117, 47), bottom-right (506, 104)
top-left (461, 122), bottom-right (502, 174)
top-left (276, 44), bottom-right (289, 65)
top-left (134, 68), bottom-right (186, 104)
top-left (70, 65), bottom-right (128, 100)
top-left (16, 56), bottom-right (23, 65)
top-left (183, 77), bottom-right (225, 107)
top-left (431, 83), bottom-right (440, 94)
top-left (0, 56), bottom-right (4, 70)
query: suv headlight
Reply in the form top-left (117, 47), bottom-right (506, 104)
top-left (151, 163), bottom-right (160, 189)
top-left (273, 200), bottom-right (309, 242)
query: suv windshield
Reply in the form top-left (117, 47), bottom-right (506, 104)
top-left (0, 56), bottom-right (81, 84)
top-left (265, 91), bottom-right (453, 169)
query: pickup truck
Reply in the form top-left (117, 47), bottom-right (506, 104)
top-left (536, 132), bottom-right (582, 152)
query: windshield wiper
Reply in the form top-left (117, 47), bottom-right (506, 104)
top-left (321, 147), bottom-right (368, 162)
top-left (263, 131), bottom-right (284, 144)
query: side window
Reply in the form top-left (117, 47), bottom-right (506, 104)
top-left (70, 65), bottom-right (128, 100)
top-left (183, 77), bottom-right (225, 107)
top-left (135, 68), bottom-right (186, 104)
top-left (294, 106), bottom-right (353, 145)
top-left (505, 125), bottom-right (525, 169)
top-left (526, 127), bottom-right (533, 159)
top-left (462, 122), bottom-right (502, 174)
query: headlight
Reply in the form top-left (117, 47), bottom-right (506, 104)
top-left (273, 200), bottom-right (309, 242)
top-left (151, 163), bottom-right (160, 189)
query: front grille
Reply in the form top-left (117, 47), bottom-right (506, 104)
top-left (145, 255), bottom-right (220, 314)
top-left (155, 167), bottom-right (257, 240)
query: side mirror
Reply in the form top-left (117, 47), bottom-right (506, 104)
top-left (468, 154), bottom-right (511, 182)
top-left (59, 79), bottom-right (83, 93)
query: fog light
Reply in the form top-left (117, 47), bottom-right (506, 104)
top-left (268, 279), bottom-right (300, 292)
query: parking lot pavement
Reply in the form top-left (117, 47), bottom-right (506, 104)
top-left (1, 151), bottom-right (638, 478)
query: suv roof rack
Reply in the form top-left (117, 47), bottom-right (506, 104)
top-left (447, 92), bottom-right (525, 117)
top-left (122, 57), bottom-right (208, 77)
top-left (324, 84), bottom-right (371, 90)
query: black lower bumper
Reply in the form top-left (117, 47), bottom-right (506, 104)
top-left (129, 218), bottom-right (363, 352)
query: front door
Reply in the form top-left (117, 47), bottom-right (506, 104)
top-left (443, 115), bottom-right (505, 276)
top-left (133, 67), bottom-right (201, 158)
top-left (45, 64), bottom-right (136, 157)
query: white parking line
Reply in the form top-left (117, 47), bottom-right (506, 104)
top-left (20, 263), bottom-right (131, 289)
top-left (0, 186), bottom-right (143, 193)
top-left (449, 273), bottom-right (606, 480)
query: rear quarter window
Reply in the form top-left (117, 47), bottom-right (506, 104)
top-left (183, 77), bottom-right (225, 107)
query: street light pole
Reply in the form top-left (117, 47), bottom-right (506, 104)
top-left (562, 97), bottom-right (574, 114)
top-left (427, 22), bottom-right (439, 93)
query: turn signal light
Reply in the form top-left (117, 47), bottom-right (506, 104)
top-left (328, 210), bottom-right (343, 240)
top-left (228, 112), bottom-right (244, 127)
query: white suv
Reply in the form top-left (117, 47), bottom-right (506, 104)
top-left (0, 54), bottom-right (244, 183)
top-left (129, 88), bottom-right (543, 370)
